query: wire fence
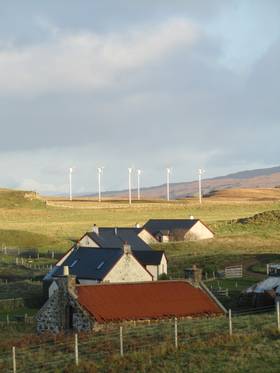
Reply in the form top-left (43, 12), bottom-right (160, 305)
top-left (0, 306), bottom-right (279, 373)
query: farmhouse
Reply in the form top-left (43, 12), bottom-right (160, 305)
top-left (143, 218), bottom-right (214, 242)
top-left (37, 276), bottom-right (224, 333)
top-left (78, 226), bottom-right (157, 250)
top-left (44, 244), bottom-right (157, 298)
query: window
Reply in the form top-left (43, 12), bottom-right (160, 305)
top-left (97, 261), bottom-right (105, 269)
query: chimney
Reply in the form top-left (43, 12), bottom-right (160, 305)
top-left (135, 223), bottom-right (140, 228)
top-left (189, 215), bottom-right (194, 220)
top-left (123, 243), bottom-right (132, 255)
top-left (184, 265), bottom-right (202, 287)
top-left (92, 224), bottom-right (99, 235)
top-left (63, 266), bottom-right (69, 276)
top-left (60, 266), bottom-right (77, 297)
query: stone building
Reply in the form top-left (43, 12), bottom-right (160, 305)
top-left (37, 274), bottom-right (224, 333)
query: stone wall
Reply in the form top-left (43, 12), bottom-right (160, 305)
top-left (37, 276), bottom-right (93, 333)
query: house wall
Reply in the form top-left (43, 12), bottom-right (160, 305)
top-left (138, 229), bottom-right (158, 244)
top-left (155, 234), bottom-right (169, 243)
top-left (104, 253), bottom-right (153, 283)
top-left (49, 281), bottom-right (59, 298)
top-left (146, 256), bottom-right (168, 280)
top-left (184, 221), bottom-right (214, 241)
top-left (37, 277), bottom-right (92, 333)
top-left (79, 235), bottom-right (99, 247)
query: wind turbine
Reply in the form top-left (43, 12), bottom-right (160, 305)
top-left (166, 168), bottom-right (171, 201)
top-left (128, 168), bottom-right (133, 205)
top-left (137, 169), bottom-right (141, 201)
top-left (97, 167), bottom-right (104, 203)
top-left (198, 168), bottom-right (205, 204)
top-left (69, 167), bottom-right (73, 201)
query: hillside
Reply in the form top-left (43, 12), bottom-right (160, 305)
top-left (0, 189), bottom-right (45, 209)
top-left (97, 165), bottom-right (280, 200)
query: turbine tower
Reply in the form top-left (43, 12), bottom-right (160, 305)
top-left (137, 169), bottom-right (141, 201)
top-left (198, 168), bottom-right (205, 204)
top-left (128, 168), bottom-right (133, 205)
top-left (69, 167), bottom-right (73, 201)
top-left (97, 167), bottom-right (104, 203)
top-left (166, 168), bottom-right (171, 201)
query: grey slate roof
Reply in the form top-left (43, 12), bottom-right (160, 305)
top-left (86, 227), bottom-right (152, 251)
top-left (50, 247), bottom-right (123, 281)
top-left (143, 219), bottom-right (199, 236)
top-left (44, 246), bottom-right (165, 283)
top-left (133, 250), bottom-right (165, 265)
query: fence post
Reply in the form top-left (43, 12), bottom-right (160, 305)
top-left (12, 346), bottom-right (16, 373)
top-left (75, 333), bottom-right (79, 366)
top-left (174, 317), bottom-right (178, 349)
top-left (120, 326), bottom-right (124, 356)
top-left (229, 309), bottom-right (232, 337)
top-left (277, 302), bottom-right (280, 332)
top-left (7, 314), bottom-right (9, 325)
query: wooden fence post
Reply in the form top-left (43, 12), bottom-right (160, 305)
top-left (120, 326), bottom-right (124, 356)
top-left (174, 317), bottom-right (178, 349)
top-left (229, 309), bottom-right (232, 337)
top-left (277, 302), bottom-right (280, 332)
top-left (12, 346), bottom-right (16, 373)
top-left (75, 333), bottom-right (79, 366)
top-left (7, 314), bottom-right (9, 325)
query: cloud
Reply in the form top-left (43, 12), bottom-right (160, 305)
top-left (0, 18), bottom-right (199, 96)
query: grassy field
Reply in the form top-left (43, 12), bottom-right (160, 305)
top-left (0, 188), bottom-right (280, 251)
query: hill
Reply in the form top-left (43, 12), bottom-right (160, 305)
top-left (0, 189), bottom-right (45, 209)
top-left (96, 165), bottom-right (280, 199)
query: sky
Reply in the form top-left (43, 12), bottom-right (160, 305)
top-left (1, 0), bottom-right (280, 194)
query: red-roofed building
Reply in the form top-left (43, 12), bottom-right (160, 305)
top-left (37, 274), bottom-right (225, 333)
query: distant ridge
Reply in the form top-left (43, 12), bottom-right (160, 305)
top-left (92, 165), bottom-right (280, 199)
top-left (214, 166), bottom-right (280, 180)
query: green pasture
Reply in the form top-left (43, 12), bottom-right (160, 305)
top-left (0, 193), bottom-right (280, 250)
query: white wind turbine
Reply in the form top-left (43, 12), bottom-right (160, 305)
top-left (137, 169), bottom-right (142, 201)
top-left (97, 167), bottom-right (104, 202)
top-left (69, 167), bottom-right (73, 201)
top-left (128, 167), bottom-right (133, 205)
top-left (166, 167), bottom-right (171, 201)
top-left (198, 168), bottom-right (205, 204)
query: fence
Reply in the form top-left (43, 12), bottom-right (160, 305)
top-left (225, 265), bottom-right (243, 278)
top-left (0, 306), bottom-right (279, 372)
top-left (0, 298), bottom-right (24, 312)
top-left (0, 246), bottom-right (63, 260)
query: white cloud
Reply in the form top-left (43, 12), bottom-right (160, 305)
top-left (0, 18), bottom-right (199, 96)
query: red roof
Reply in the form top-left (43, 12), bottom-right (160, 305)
top-left (77, 281), bottom-right (223, 323)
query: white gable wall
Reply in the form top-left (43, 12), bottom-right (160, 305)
top-left (104, 253), bottom-right (153, 283)
top-left (184, 221), bottom-right (214, 241)
top-left (146, 255), bottom-right (168, 280)
top-left (138, 229), bottom-right (158, 244)
top-left (79, 235), bottom-right (100, 247)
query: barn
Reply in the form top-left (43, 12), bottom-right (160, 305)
top-left (37, 275), bottom-right (224, 333)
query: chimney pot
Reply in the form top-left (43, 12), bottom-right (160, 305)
top-left (63, 266), bottom-right (69, 276)
top-left (123, 243), bottom-right (132, 255)
top-left (92, 224), bottom-right (99, 235)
